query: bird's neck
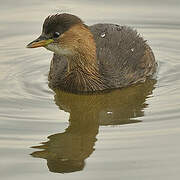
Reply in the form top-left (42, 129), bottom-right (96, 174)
top-left (54, 24), bottom-right (109, 92)
top-left (63, 51), bottom-right (107, 92)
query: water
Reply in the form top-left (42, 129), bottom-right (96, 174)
top-left (0, 0), bottom-right (180, 179)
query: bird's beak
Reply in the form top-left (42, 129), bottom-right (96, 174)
top-left (26, 36), bottom-right (54, 48)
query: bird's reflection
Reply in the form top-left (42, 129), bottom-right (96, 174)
top-left (31, 80), bottom-right (156, 173)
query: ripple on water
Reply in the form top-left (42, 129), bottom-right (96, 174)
top-left (0, 35), bottom-right (65, 124)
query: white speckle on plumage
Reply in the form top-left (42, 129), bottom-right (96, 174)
top-left (101, 32), bottom-right (106, 38)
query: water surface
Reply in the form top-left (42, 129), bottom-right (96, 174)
top-left (0, 0), bottom-right (180, 179)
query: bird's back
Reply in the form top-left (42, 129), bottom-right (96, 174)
top-left (89, 24), bottom-right (157, 88)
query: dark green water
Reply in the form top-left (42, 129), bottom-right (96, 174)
top-left (0, 0), bottom-right (180, 179)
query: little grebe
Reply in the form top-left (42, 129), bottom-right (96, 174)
top-left (27, 13), bottom-right (157, 93)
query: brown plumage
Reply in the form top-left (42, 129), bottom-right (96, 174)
top-left (27, 13), bottom-right (157, 93)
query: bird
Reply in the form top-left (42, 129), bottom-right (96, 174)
top-left (27, 13), bottom-right (157, 93)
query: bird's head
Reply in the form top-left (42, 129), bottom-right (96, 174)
top-left (26, 13), bottom-right (96, 57)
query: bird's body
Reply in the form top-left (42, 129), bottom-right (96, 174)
top-left (27, 14), bottom-right (157, 93)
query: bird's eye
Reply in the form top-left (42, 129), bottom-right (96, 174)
top-left (53, 32), bottom-right (60, 38)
